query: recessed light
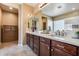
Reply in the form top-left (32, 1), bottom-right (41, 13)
top-left (28, 14), bottom-right (30, 17)
top-left (72, 8), bottom-right (76, 10)
top-left (28, 14), bottom-right (32, 17)
top-left (9, 7), bottom-right (13, 10)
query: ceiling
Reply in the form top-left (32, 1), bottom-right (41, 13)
top-left (41, 3), bottom-right (79, 17)
top-left (2, 3), bottom-right (20, 9)
top-left (1, 3), bottom-right (79, 16)
top-left (26, 3), bottom-right (40, 7)
top-left (0, 3), bottom-right (18, 14)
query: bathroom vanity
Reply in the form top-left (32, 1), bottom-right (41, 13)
top-left (26, 32), bottom-right (79, 56)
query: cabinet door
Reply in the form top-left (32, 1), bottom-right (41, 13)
top-left (33, 36), bottom-right (40, 55)
top-left (30, 36), bottom-right (34, 50)
top-left (34, 36), bottom-right (39, 49)
top-left (51, 40), bottom-right (77, 55)
top-left (77, 48), bottom-right (79, 56)
top-left (50, 48), bottom-right (54, 56)
top-left (2, 25), bottom-right (18, 42)
top-left (53, 48), bottom-right (71, 56)
top-left (40, 42), bottom-right (50, 56)
top-left (34, 48), bottom-right (39, 56)
top-left (26, 34), bottom-right (30, 46)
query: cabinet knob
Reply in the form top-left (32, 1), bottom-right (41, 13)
top-left (48, 47), bottom-right (50, 49)
top-left (51, 49), bottom-right (54, 51)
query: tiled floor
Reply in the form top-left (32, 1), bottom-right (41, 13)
top-left (0, 41), bottom-right (36, 56)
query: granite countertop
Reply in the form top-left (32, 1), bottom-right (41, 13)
top-left (26, 31), bottom-right (79, 47)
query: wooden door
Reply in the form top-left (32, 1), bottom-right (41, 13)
top-left (1, 25), bottom-right (18, 42)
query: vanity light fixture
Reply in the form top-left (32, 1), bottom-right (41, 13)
top-left (28, 14), bottom-right (32, 17)
top-left (39, 3), bottom-right (47, 8)
top-left (39, 3), bottom-right (48, 8)
top-left (72, 8), bottom-right (76, 10)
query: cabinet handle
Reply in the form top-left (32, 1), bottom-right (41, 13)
top-left (51, 49), bottom-right (54, 51)
top-left (56, 44), bottom-right (64, 48)
top-left (48, 47), bottom-right (50, 50)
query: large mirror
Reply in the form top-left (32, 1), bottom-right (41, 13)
top-left (28, 16), bottom-right (39, 32)
top-left (54, 19), bottom-right (64, 32)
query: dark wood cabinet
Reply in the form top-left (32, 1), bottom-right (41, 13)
top-left (26, 33), bottom-right (34, 50)
top-left (33, 48), bottom-right (39, 55)
top-left (77, 48), bottom-right (79, 55)
top-left (53, 48), bottom-right (71, 56)
top-left (1, 25), bottom-right (18, 42)
top-left (40, 37), bottom-right (50, 56)
top-left (33, 35), bottom-right (40, 55)
top-left (40, 42), bottom-right (50, 56)
top-left (26, 33), bottom-right (30, 46)
top-left (34, 35), bottom-right (40, 49)
top-left (26, 33), bottom-right (78, 56)
top-left (29, 34), bottom-right (34, 50)
top-left (51, 40), bottom-right (77, 56)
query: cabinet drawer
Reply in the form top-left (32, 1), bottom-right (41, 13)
top-left (53, 48), bottom-right (71, 56)
top-left (34, 35), bottom-right (39, 39)
top-left (40, 37), bottom-right (50, 45)
top-left (51, 40), bottom-right (77, 55)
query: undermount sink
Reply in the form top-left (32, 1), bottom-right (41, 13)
top-left (40, 32), bottom-right (49, 34)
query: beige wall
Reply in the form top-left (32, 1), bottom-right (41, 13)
top-left (0, 8), bottom-right (1, 25)
top-left (21, 4), bottom-right (33, 44)
top-left (34, 11), bottom-right (49, 30)
top-left (2, 11), bottom-right (18, 26)
top-left (0, 8), bottom-right (2, 43)
top-left (2, 3), bottom-right (19, 9)
top-left (21, 4), bottom-right (51, 45)
top-left (22, 4), bottom-right (48, 44)
top-left (23, 4), bottom-right (33, 31)
top-left (53, 11), bottom-right (79, 20)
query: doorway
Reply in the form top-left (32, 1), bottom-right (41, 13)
top-left (0, 4), bottom-right (18, 44)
